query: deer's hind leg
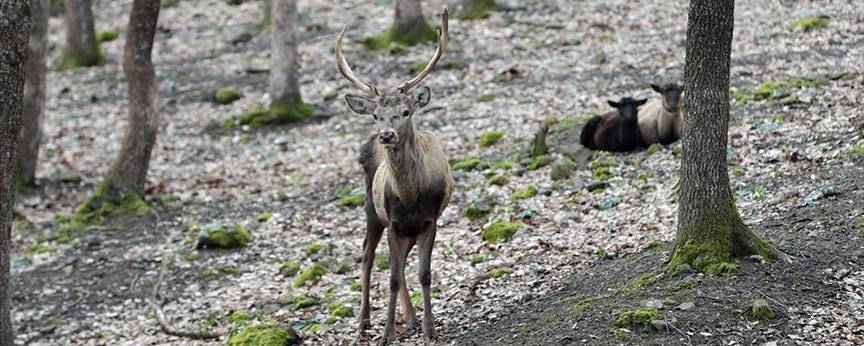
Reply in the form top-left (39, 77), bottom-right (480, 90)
top-left (417, 221), bottom-right (438, 342)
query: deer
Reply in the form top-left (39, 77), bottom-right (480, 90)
top-left (639, 83), bottom-right (684, 146)
top-left (336, 8), bottom-right (452, 345)
top-left (580, 96), bottom-right (647, 152)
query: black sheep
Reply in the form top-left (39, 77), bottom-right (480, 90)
top-left (580, 97), bottom-right (647, 152)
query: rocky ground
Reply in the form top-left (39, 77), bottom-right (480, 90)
top-left (10, 0), bottom-right (864, 345)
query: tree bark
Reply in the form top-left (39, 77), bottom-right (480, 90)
top-left (0, 2), bottom-right (32, 343)
top-left (18, 0), bottom-right (49, 186)
top-left (62, 0), bottom-right (101, 68)
top-left (670, 0), bottom-right (786, 273)
top-left (269, 0), bottom-right (301, 107)
top-left (90, 0), bottom-right (160, 204)
top-left (392, 0), bottom-right (436, 45)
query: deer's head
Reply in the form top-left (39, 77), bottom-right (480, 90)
top-left (337, 9), bottom-right (448, 147)
top-left (608, 97), bottom-right (647, 121)
top-left (651, 83), bottom-right (683, 113)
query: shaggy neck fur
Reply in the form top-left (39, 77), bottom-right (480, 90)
top-left (383, 118), bottom-right (424, 204)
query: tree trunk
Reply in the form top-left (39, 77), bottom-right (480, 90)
top-left (18, 0), bottom-right (49, 186)
top-left (85, 0), bottom-right (159, 206)
top-left (62, 0), bottom-right (101, 68)
top-left (669, 0), bottom-right (786, 274)
top-left (0, 1), bottom-right (32, 343)
top-left (392, 0), bottom-right (436, 46)
top-left (268, 0), bottom-right (310, 121)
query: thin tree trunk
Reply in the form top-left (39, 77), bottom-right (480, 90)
top-left (0, 1), bottom-right (32, 343)
top-left (270, 0), bottom-right (300, 107)
top-left (89, 0), bottom-right (160, 205)
top-left (392, 0), bottom-right (436, 45)
top-left (62, 0), bottom-right (101, 68)
top-left (18, 0), bottom-right (49, 186)
top-left (670, 0), bottom-right (786, 273)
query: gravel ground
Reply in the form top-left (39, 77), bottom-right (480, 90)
top-left (10, 0), bottom-right (864, 345)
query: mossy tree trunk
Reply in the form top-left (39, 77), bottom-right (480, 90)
top-left (268, 0), bottom-right (310, 120)
top-left (62, 0), bottom-right (101, 68)
top-left (18, 0), bottom-right (49, 186)
top-left (393, 0), bottom-right (436, 45)
top-left (85, 0), bottom-right (160, 208)
top-left (0, 1), bottom-right (32, 342)
top-left (669, 0), bottom-right (787, 274)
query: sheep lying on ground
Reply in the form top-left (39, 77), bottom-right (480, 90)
top-left (580, 97), bottom-right (647, 152)
top-left (639, 83), bottom-right (683, 146)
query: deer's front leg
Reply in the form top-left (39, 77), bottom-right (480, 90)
top-left (359, 219), bottom-right (384, 335)
top-left (417, 222), bottom-right (438, 342)
top-left (381, 231), bottom-right (410, 345)
top-left (398, 238), bottom-right (418, 331)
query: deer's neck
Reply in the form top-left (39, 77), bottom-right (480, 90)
top-left (384, 120), bottom-right (424, 204)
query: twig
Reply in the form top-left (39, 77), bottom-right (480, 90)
top-left (148, 255), bottom-right (227, 340)
top-left (756, 289), bottom-right (788, 310)
top-left (664, 315), bottom-right (691, 345)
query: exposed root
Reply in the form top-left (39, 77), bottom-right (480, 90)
top-left (148, 255), bottom-right (228, 340)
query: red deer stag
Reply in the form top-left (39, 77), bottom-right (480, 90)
top-left (336, 9), bottom-right (452, 344)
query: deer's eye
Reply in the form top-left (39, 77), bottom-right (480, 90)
top-left (402, 110), bottom-right (410, 117)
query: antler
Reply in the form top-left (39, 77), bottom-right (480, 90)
top-left (336, 25), bottom-right (380, 96)
top-left (396, 8), bottom-right (449, 94)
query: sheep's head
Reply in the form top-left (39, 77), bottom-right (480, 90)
top-left (651, 83), bottom-right (683, 113)
top-left (608, 97), bottom-right (647, 121)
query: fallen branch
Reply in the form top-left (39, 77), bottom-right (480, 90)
top-left (148, 255), bottom-right (228, 340)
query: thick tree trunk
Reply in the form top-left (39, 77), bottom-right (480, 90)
top-left (669, 0), bottom-right (786, 273)
top-left (90, 0), bottom-right (160, 204)
top-left (62, 0), bottom-right (101, 68)
top-left (18, 0), bottom-right (49, 186)
top-left (268, 0), bottom-right (310, 120)
top-left (0, 2), bottom-right (32, 343)
top-left (392, 0), bottom-right (436, 45)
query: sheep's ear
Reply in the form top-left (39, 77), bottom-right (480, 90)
top-left (636, 98), bottom-right (648, 106)
top-left (607, 100), bottom-right (619, 108)
top-left (345, 94), bottom-right (377, 114)
top-left (651, 84), bottom-right (663, 93)
top-left (411, 86), bottom-right (431, 109)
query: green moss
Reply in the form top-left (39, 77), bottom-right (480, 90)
top-left (464, 201), bottom-right (492, 221)
top-left (452, 157), bottom-right (482, 171)
top-left (328, 301), bottom-right (354, 318)
top-left (300, 323), bottom-right (325, 333)
top-left (227, 102), bottom-right (313, 129)
top-left (749, 299), bottom-right (775, 320)
top-left (160, 0), bottom-right (178, 8)
top-left (569, 298), bottom-right (594, 314)
top-left (482, 220), bottom-right (520, 243)
top-left (731, 77), bottom-right (827, 105)
top-left (288, 295), bottom-right (320, 310)
top-left (612, 328), bottom-right (633, 341)
top-left (228, 310), bottom-right (257, 325)
top-left (59, 48), bottom-right (105, 70)
top-left (590, 159), bottom-right (618, 180)
top-left (614, 308), bottom-right (660, 328)
top-left (375, 252), bottom-right (389, 270)
top-left (97, 30), bottom-right (118, 43)
top-left (488, 174), bottom-right (509, 186)
top-left (855, 215), bottom-right (864, 231)
top-left (477, 94), bottom-right (497, 103)
top-left (598, 32), bottom-right (615, 43)
top-left (198, 221), bottom-right (252, 249)
top-left (527, 155), bottom-right (553, 170)
top-left (293, 263), bottom-right (327, 288)
top-left (257, 212), bottom-right (273, 222)
top-left (471, 254), bottom-right (488, 264)
top-left (214, 87), bottom-right (243, 105)
top-left (339, 193), bottom-right (364, 208)
top-left (705, 262), bottom-right (737, 277)
top-left (307, 243), bottom-right (323, 255)
top-left (363, 23), bottom-right (436, 52)
top-left (201, 265), bottom-right (238, 280)
top-left (620, 270), bottom-right (663, 292)
top-left (479, 130), bottom-right (505, 147)
top-left (495, 160), bottom-right (513, 170)
top-left (550, 157), bottom-right (574, 181)
top-left (257, 6), bottom-right (272, 31)
top-left (489, 267), bottom-right (511, 278)
top-left (512, 184), bottom-right (538, 200)
top-left (678, 277), bottom-right (696, 290)
top-left (227, 323), bottom-right (298, 346)
top-left (350, 280), bottom-right (362, 291)
top-left (26, 243), bottom-right (57, 255)
top-left (672, 144), bottom-right (683, 157)
top-left (646, 143), bottom-right (663, 155)
top-left (456, 0), bottom-right (496, 20)
top-left (60, 187), bottom-right (150, 235)
top-left (846, 141), bottom-right (864, 161)
top-left (787, 15), bottom-right (830, 31)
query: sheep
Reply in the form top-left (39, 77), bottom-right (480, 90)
top-left (580, 97), bottom-right (647, 152)
top-left (638, 83), bottom-right (683, 146)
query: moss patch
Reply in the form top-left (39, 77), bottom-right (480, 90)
top-left (482, 220), bottom-right (521, 243)
top-left (339, 193), bottom-right (364, 208)
top-left (59, 49), bottom-right (105, 70)
top-left (749, 299), bottom-right (775, 320)
top-left (479, 130), bottom-right (505, 148)
top-left (456, 0), bottom-right (496, 20)
top-left (226, 102), bottom-right (313, 129)
top-left (489, 267), bottom-right (511, 278)
top-left (97, 30), bottom-right (118, 43)
top-left (59, 186), bottom-right (150, 235)
top-left (328, 301), bottom-right (354, 318)
top-left (646, 143), bottom-right (663, 155)
top-left (620, 270), bottom-right (663, 292)
top-left (614, 308), bottom-right (661, 330)
top-left (452, 157), bottom-right (482, 171)
top-left (227, 323), bottom-right (298, 346)
top-left (257, 211), bottom-right (273, 222)
top-left (363, 23), bottom-right (436, 52)
top-left (730, 77), bottom-right (827, 105)
top-left (201, 265), bottom-right (238, 280)
top-left (846, 141), bottom-right (864, 161)
top-left (160, 0), bottom-right (179, 8)
top-left (550, 157), bottom-right (574, 181)
top-left (512, 184), bottom-right (538, 200)
top-left (375, 252), bottom-right (389, 270)
top-left (787, 15), bottom-right (830, 32)
top-left (197, 221), bottom-right (252, 249)
top-left (590, 159), bottom-right (619, 180)
top-left (228, 310), bottom-right (257, 325)
top-left (293, 263), bottom-right (327, 288)
top-left (527, 155), bottom-right (553, 170)
top-left (477, 94), bottom-right (497, 103)
top-left (214, 87), bottom-right (243, 105)
top-left (488, 174), bottom-right (509, 186)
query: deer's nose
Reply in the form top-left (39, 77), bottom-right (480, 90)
top-left (379, 129), bottom-right (397, 144)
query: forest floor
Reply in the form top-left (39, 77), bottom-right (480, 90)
top-left (10, 0), bottom-right (864, 345)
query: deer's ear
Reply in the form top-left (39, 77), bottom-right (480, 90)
top-left (607, 100), bottom-right (619, 108)
top-left (412, 86), bottom-right (431, 109)
top-left (345, 94), bottom-right (376, 114)
top-left (650, 84), bottom-right (663, 93)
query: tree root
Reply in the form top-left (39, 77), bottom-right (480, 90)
top-left (148, 256), bottom-right (228, 340)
